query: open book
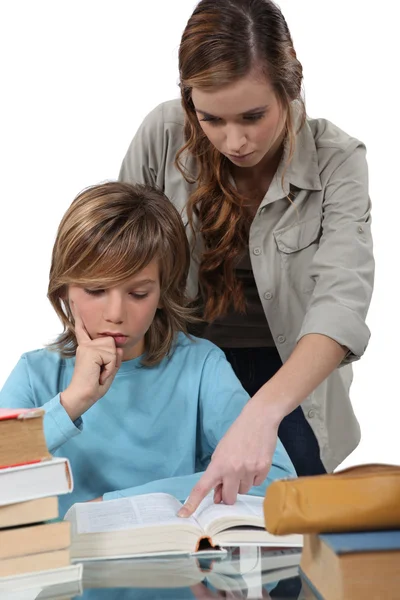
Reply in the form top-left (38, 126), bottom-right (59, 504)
top-left (64, 492), bottom-right (302, 559)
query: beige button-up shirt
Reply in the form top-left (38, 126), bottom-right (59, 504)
top-left (119, 99), bottom-right (374, 472)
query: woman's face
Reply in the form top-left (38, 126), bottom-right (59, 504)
top-left (191, 71), bottom-right (287, 170)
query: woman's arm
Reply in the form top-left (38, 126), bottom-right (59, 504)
top-left (181, 142), bottom-right (374, 515)
top-left (177, 349), bottom-right (296, 516)
top-left (253, 333), bottom-right (347, 424)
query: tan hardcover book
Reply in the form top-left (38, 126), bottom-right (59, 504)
top-left (0, 408), bottom-right (51, 468)
top-left (0, 497), bottom-right (58, 529)
top-left (300, 531), bottom-right (400, 600)
top-left (0, 549), bottom-right (70, 578)
top-left (0, 521), bottom-right (70, 560)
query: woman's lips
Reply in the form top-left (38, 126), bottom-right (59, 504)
top-left (227, 151), bottom-right (254, 162)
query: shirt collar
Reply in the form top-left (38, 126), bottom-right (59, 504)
top-left (262, 102), bottom-right (322, 205)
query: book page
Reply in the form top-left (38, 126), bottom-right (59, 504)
top-left (193, 494), bottom-right (264, 532)
top-left (66, 493), bottom-right (199, 535)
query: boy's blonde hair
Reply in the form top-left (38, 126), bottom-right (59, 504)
top-left (48, 181), bottom-right (194, 365)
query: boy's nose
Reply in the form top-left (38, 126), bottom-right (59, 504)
top-left (103, 293), bottom-right (124, 324)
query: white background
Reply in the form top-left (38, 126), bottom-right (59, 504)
top-left (1, 1), bottom-right (398, 467)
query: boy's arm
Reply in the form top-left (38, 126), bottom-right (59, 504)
top-left (0, 356), bottom-right (83, 453)
top-left (102, 350), bottom-right (295, 504)
top-left (103, 473), bottom-right (205, 503)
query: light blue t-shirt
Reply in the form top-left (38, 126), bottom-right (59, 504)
top-left (0, 333), bottom-right (295, 516)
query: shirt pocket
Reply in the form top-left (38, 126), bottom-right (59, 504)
top-left (273, 215), bottom-right (322, 292)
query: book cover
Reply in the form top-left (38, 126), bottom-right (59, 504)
top-left (0, 407), bottom-right (51, 469)
top-left (0, 457), bottom-right (73, 506)
top-left (0, 521), bottom-right (71, 560)
top-left (319, 530), bottom-right (400, 554)
top-left (0, 563), bottom-right (82, 594)
top-left (0, 408), bottom-right (44, 421)
top-left (0, 497), bottom-right (59, 529)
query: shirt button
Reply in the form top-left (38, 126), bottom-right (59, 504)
top-left (277, 335), bottom-right (286, 344)
top-left (358, 226), bottom-right (364, 233)
top-left (308, 410), bottom-right (315, 418)
top-left (264, 292), bottom-right (273, 300)
top-left (253, 247), bottom-right (261, 256)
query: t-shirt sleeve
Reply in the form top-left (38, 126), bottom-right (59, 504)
top-left (0, 356), bottom-right (82, 453)
top-left (197, 349), bottom-right (296, 483)
top-left (103, 473), bottom-right (204, 503)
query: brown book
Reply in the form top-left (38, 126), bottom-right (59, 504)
top-left (300, 531), bottom-right (400, 600)
top-left (0, 407), bottom-right (51, 468)
top-left (0, 521), bottom-right (70, 560)
top-left (0, 496), bottom-right (58, 529)
top-left (0, 548), bottom-right (70, 577)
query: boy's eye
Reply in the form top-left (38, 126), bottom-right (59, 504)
top-left (84, 288), bottom-right (104, 296)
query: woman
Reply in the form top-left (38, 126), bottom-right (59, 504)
top-left (119, 0), bottom-right (374, 515)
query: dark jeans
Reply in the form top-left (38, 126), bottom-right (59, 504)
top-left (222, 346), bottom-right (326, 477)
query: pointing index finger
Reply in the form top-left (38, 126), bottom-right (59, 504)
top-left (177, 471), bottom-right (220, 517)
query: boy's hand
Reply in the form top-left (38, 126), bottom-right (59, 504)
top-left (60, 303), bottom-right (123, 421)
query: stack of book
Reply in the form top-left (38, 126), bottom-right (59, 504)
top-left (0, 407), bottom-right (81, 592)
top-left (300, 529), bottom-right (400, 599)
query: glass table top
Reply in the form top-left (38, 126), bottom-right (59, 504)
top-left (3, 546), bottom-right (314, 600)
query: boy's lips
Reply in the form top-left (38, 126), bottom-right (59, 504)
top-left (99, 332), bottom-right (128, 344)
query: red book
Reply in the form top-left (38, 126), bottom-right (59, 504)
top-left (0, 407), bottom-right (52, 469)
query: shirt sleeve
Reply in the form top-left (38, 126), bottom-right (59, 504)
top-left (297, 142), bottom-right (374, 363)
top-left (103, 445), bottom-right (292, 503)
top-left (118, 103), bottom-right (165, 187)
top-left (0, 356), bottom-right (83, 453)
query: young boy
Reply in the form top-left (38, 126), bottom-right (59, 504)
top-left (0, 182), bottom-right (295, 516)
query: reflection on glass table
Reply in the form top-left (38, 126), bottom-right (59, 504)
top-left (4, 545), bottom-right (306, 600)
top-left (0, 546), bottom-right (303, 600)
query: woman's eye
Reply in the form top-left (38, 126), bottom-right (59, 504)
top-left (131, 293), bottom-right (149, 300)
top-left (244, 113), bottom-right (264, 122)
top-left (200, 113), bottom-right (265, 125)
top-left (84, 288), bottom-right (104, 296)
top-left (200, 117), bottom-right (220, 125)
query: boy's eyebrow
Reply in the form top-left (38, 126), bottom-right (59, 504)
top-left (194, 105), bottom-right (269, 118)
top-left (130, 278), bottom-right (157, 286)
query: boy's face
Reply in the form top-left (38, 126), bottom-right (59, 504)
top-left (68, 259), bottom-right (161, 361)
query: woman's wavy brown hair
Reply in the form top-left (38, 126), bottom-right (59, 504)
top-left (47, 182), bottom-right (195, 366)
top-left (175, 0), bottom-right (305, 321)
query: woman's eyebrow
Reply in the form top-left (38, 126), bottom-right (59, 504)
top-left (194, 105), bottom-right (269, 118)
